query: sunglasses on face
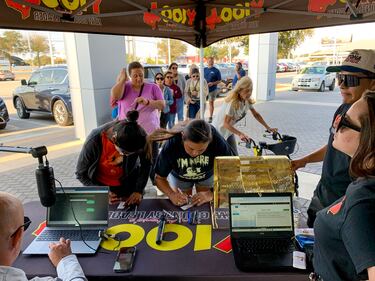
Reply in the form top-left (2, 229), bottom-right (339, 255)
top-left (171, 67), bottom-right (178, 70)
top-left (330, 112), bottom-right (361, 134)
top-left (165, 76), bottom-right (173, 79)
top-left (192, 75), bottom-right (199, 78)
top-left (155, 77), bottom-right (163, 81)
top-left (336, 73), bottom-right (375, 88)
top-left (10, 216), bottom-right (31, 238)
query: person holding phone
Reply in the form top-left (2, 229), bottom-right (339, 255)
top-left (232, 62), bottom-right (246, 88)
top-left (111, 62), bottom-right (165, 135)
top-left (155, 72), bottom-right (173, 129)
top-left (185, 68), bottom-right (208, 120)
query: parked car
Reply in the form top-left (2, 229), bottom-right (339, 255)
top-left (0, 70), bottom-right (15, 81)
top-left (12, 65), bottom-right (73, 126)
top-left (291, 65), bottom-right (336, 92)
top-left (143, 64), bottom-right (164, 82)
top-left (0, 97), bottom-right (10, 129)
top-left (276, 63), bottom-right (287, 72)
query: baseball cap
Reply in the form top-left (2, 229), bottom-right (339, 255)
top-left (326, 49), bottom-right (375, 74)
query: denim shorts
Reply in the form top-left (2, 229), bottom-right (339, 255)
top-left (167, 173), bottom-right (214, 191)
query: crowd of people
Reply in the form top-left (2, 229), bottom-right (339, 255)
top-left (1, 49), bottom-right (374, 281)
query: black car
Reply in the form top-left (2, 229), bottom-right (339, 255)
top-left (0, 97), bottom-right (10, 129)
top-left (12, 65), bottom-right (73, 126)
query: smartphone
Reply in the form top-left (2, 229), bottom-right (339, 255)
top-left (113, 247), bottom-right (136, 273)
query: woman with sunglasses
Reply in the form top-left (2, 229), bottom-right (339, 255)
top-left (291, 49), bottom-right (375, 227)
top-left (151, 119), bottom-right (233, 207)
top-left (111, 61), bottom-right (165, 135)
top-left (185, 68), bottom-right (208, 120)
top-left (312, 90), bottom-right (375, 281)
top-left (164, 71), bottom-right (182, 129)
top-left (212, 76), bottom-right (277, 155)
top-left (169, 62), bottom-right (186, 122)
top-left (155, 72), bottom-right (173, 129)
top-left (76, 110), bottom-right (151, 205)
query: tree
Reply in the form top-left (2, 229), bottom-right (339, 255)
top-left (157, 39), bottom-right (187, 63)
top-left (203, 45), bottom-right (219, 59)
top-left (0, 31), bottom-right (26, 70)
top-left (278, 29), bottom-right (314, 59)
top-left (30, 34), bottom-right (49, 67)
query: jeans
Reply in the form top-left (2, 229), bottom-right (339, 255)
top-left (188, 103), bottom-right (200, 119)
top-left (168, 113), bottom-right (176, 129)
top-left (176, 98), bottom-right (184, 121)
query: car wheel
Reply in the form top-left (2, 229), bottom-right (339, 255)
top-left (53, 100), bottom-right (73, 126)
top-left (319, 81), bottom-right (325, 92)
top-left (0, 123), bottom-right (6, 129)
top-left (328, 79), bottom-right (335, 91)
top-left (15, 97), bottom-right (30, 119)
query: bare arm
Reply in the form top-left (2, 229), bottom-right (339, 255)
top-left (291, 145), bottom-right (327, 171)
top-left (223, 114), bottom-right (249, 141)
top-left (368, 266), bottom-right (375, 281)
top-left (111, 69), bottom-right (128, 100)
top-left (148, 99), bottom-right (165, 111)
top-left (155, 174), bottom-right (187, 206)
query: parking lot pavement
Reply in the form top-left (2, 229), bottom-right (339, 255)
top-left (0, 89), bottom-right (342, 203)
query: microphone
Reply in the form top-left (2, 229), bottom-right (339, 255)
top-left (35, 162), bottom-right (56, 207)
top-left (156, 213), bottom-right (166, 245)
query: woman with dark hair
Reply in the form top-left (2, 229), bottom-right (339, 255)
top-left (312, 90), bottom-right (375, 281)
top-left (185, 67), bottom-right (208, 120)
top-left (76, 110), bottom-right (151, 205)
top-left (169, 62), bottom-right (186, 122)
top-left (152, 119), bottom-right (233, 206)
top-left (155, 72), bottom-right (173, 129)
top-left (111, 61), bottom-right (165, 134)
top-left (164, 71), bottom-right (182, 129)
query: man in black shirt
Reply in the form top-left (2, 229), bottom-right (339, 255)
top-left (292, 49), bottom-right (375, 227)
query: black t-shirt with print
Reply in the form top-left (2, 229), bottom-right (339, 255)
top-left (316, 103), bottom-right (353, 207)
top-left (314, 178), bottom-right (375, 281)
top-left (155, 126), bottom-right (233, 182)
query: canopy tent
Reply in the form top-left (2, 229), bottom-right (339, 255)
top-left (1, 0), bottom-right (374, 119)
top-left (1, 0), bottom-right (375, 48)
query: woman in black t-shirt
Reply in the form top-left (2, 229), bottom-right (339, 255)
top-left (150, 119), bottom-right (233, 207)
top-left (313, 90), bottom-right (375, 281)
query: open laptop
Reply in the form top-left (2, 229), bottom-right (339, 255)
top-left (229, 192), bottom-right (295, 271)
top-left (23, 186), bottom-right (108, 255)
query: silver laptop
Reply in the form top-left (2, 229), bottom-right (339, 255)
top-left (24, 186), bottom-right (108, 255)
top-left (229, 192), bottom-right (295, 271)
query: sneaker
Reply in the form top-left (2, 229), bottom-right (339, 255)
top-left (208, 117), bottom-right (213, 123)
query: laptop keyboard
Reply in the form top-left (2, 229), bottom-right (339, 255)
top-left (36, 230), bottom-right (100, 242)
top-left (236, 238), bottom-right (294, 254)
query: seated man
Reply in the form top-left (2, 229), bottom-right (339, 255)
top-left (0, 192), bottom-right (86, 281)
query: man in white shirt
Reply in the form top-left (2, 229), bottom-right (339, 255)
top-left (0, 192), bottom-right (87, 281)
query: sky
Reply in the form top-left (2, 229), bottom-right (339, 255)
top-left (1, 22), bottom-right (374, 60)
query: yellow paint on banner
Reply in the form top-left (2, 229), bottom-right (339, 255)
top-left (146, 224), bottom-right (192, 251)
top-left (194, 225), bottom-right (211, 251)
top-left (101, 224), bottom-right (145, 251)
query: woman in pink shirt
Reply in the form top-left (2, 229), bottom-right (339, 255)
top-left (111, 61), bottom-right (165, 134)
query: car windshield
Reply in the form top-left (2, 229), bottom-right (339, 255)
top-left (301, 67), bottom-right (325, 75)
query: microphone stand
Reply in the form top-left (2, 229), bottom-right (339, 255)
top-left (0, 145), bottom-right (56, 207)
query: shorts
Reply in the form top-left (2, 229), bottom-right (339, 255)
top-left (167, 173), bottom-right (214, 191)
top-left (208, 89), bottom-right (219, 101)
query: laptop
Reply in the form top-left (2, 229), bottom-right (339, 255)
top-left (23, 186), bottom-right (109, 255)
top-left (229, 192), bottom-right (295, 271)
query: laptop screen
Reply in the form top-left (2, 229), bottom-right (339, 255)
top-left (230, 194), bottom-right (293, 233)
top-left (47, 187), bottom-right (108, 226)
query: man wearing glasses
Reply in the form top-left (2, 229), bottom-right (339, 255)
top-left (292, 49), bottom-right (375, 227)
top-left (0, 192), bottom-right (86, 280)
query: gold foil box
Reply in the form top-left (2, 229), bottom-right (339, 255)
top-left (213, 156), bottom-right (295, 209)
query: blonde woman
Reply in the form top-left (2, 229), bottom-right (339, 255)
top-left (212, 76), bottom-right (277, 155)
